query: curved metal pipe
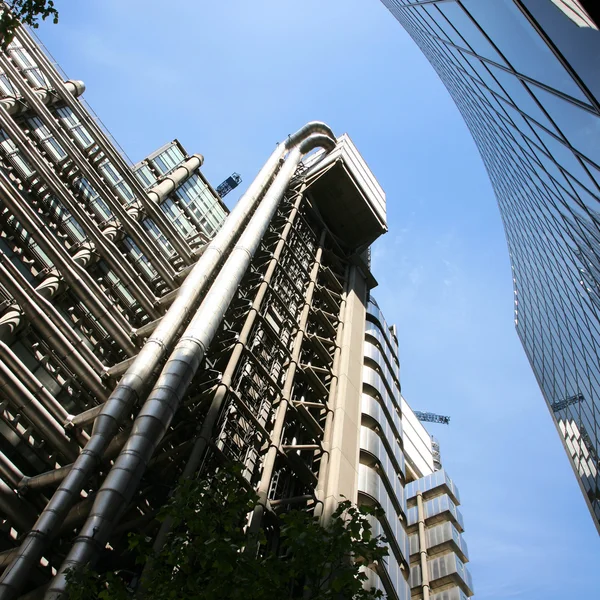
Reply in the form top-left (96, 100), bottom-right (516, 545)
top-left (0, 123), bottom-right (335, 600)
top-left (48, 132), bottom-right (336, 596)
top-left (0, 308), bottom-right (20, 340)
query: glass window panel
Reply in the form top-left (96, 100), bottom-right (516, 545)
top-left (564, 172), bottom-right (600, 217)
top-left (528, 121), bottom-right (598, 192)
top-left (530, 83), bottom-right (600, 168)
top-left (134, 164), bottom-right (156, 189)
top-left (459, 51), bottom-right (511, 102)
top-left (99, 160), bottom-right (120, 185)
top-left (522, 0), bottom-right (600, 102)
top-left (436, 1), bottom-right (508, 64)
top-left (0, 72), bottom-right (15, 96)
top-left (487, 63), bottom-right (558, 132)
top-left (461, 0), bottom-right (589, 102)
top-left (416, 3), bottom-right (453, 42)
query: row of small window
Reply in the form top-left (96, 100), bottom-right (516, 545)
top-left (3, 111), bottom-right (221, 259)
top-left (0, 42), bottom-right (49, 96)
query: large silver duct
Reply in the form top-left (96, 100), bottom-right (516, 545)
top-left (0, 122), bottom-right (335, 600)
top-left (0, 80), bottom-right (85, 116)
top-left (48, 132), bottom-right (336, 596)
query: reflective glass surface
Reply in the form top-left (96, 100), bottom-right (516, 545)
top-left (381, 0), bottom-right (600, 532)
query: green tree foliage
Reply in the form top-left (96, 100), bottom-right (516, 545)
top-left (65, 466), bottom-right (388, 599)
top-left (0, 1), bottom-right (59, 48)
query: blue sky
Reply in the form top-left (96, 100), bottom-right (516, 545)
top-left (37, 0), bottom-right (599, 597)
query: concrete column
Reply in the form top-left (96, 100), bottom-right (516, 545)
top-left (321, 264), bottom-right (368, 521)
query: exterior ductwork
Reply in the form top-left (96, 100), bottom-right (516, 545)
top-left (0, 56), bottom-right (171, 304)
top-left (0, 79), bottom-right (85, 115)
top-left (11, 26), bottom-right (195, 268)
top-left (0, 167), bottom-right (137, 354)
top-left (0, 21), bottom-right (476, 600)
top-left (0, 122), bottom-right (335, 600)
top-left (146, 154), bottom-right (204, 203)
top-left (48, 133), bottom-right (336, 594)
top-left (0, 256), bottom-right (107, 396)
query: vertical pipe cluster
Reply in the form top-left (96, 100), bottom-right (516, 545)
top-left (0, 122), bottom-right (336, 600)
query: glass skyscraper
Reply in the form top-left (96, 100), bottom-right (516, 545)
top-left (380, 0), bottom-right (600, 531)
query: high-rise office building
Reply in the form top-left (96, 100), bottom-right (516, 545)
top-left (363, 298), bottom-right (474, 600)
top-left (381, 0), bottom-right (600, 532)
top-left (0, 19), bottom-right (473, 600)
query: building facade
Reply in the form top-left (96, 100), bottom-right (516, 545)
top-left (381, 0), bottom-right (600, 532)
top-left (0, 19), bottom-right (472, 600)
top-left (362, 297), bottom-right (473, 599)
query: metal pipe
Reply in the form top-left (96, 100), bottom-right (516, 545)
top-left (0, 78), bottom-right (160, 317)
top-left (0, 53), bottom-right (180, 288)
top-left (0, 123), bottom-right (335, 600)
top-left (0, 480), bottom-right (36, 534)
top-left (416, 491), bottom-right (430, 600)
top-left (144, 188), bottom-right (306, 564)
top-left (146, 155), bottom-right (203, 204)
top-left (0, 168), bottom-right (136, 354)
top-left (13, 26), bottom-right (195, 268)
top-left (0, 259), bottom-right (105, 376)
top-left (0, 341), bottom-right (68, 424)
top-left (146, 155), bottom-right (208, 240)
top-left (17, 427), bottom-right (131, 493)
top-left (247, 227), bottom-right (328, 539)
top-left (48, 133), bottom-right (336, 596)
top-left (0, 359), bottom-right (79, 462)
top-left (0, 451), bottom-right (24, 489)
top-left (0, 79), bottom-right (85, 115)
top-left (0, 257), bottom-right (107, 398)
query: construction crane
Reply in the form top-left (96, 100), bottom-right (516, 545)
top-left (551, 392), bottom-right (584, 413)
top-left (216, 172), bottom-right (242, 198)
top-left (414, 411), bottom-right (450, 425)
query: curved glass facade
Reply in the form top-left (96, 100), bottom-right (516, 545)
top-left (381, 0), bottom-right (600, 531)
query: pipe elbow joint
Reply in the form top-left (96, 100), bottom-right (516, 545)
top-left (64, 80), bottom-right (86, 97)
top-left (286, 121), bottom-right (336, 149)
top-left (298, 133), bottom-right (336, 155)
top-left (190, 153), bottom-right (204, 167)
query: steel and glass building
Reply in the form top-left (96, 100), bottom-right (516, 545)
top-left (0, 17), bottom-right (473, 600)
top-left (381, 0), bottom-right (600, 532)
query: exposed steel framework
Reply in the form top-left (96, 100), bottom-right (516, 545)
top-left (0, 13), bottom-right (474, 600)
